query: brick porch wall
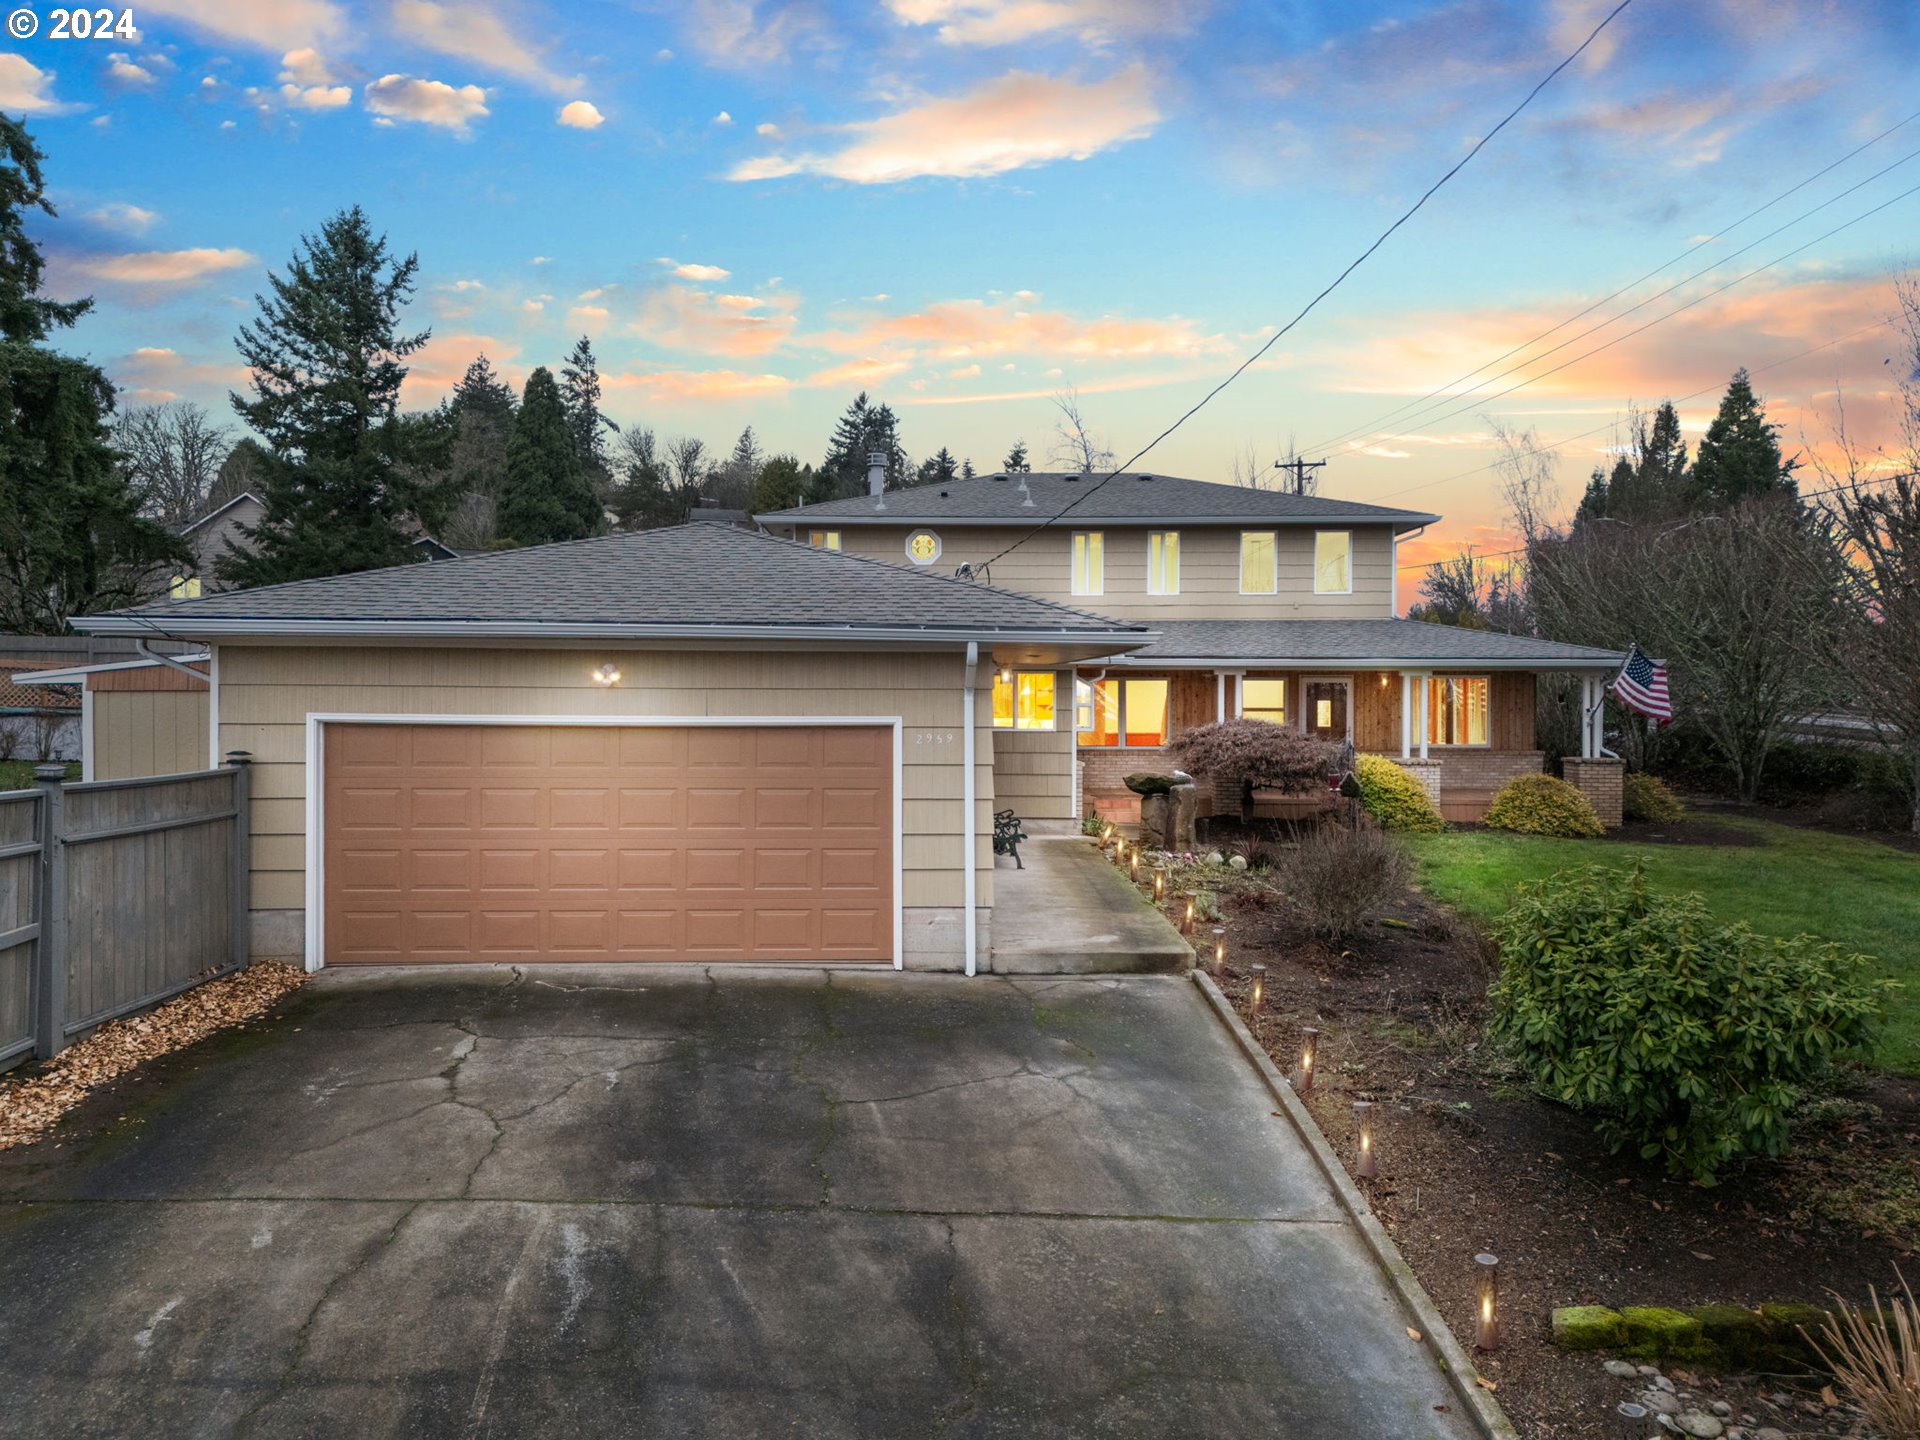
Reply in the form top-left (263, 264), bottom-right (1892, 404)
top-left (1563, 756), bottom-right (1625, 828)
top-left (1432, 749), bottom-right (1545, 792)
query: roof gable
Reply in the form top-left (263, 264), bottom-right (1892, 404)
top-left (758, 472), bottom-right (1439, 528)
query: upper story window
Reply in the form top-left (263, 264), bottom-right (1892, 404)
top-left (808, 529), bottom-right (841, 551)
top-left (992, 670), bottom-right (1057, 731)
top-left (1427, 676), bottom-right (1490, 746)
top-left (1147, 530), bottom-right (1180, 595)
top-left (1075, 677), bottom-right (1169, 748)
top-left (1241, 678), bottom-right (1286, 725)
top-left (169, 574), bottom-right (202, 600)
top-left (1071, 531), bottom-right (1104, 596)
top-left (1314, 530), bottom-right (1352, 593)
top-left (1239, 531), bottom-right (1277, 594)
top-left (905, 529), bottom-right (941, 565)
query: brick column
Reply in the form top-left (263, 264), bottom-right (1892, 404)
top-left (1563, 757), bottom-right (1624, 828)
top-left (1390, 757), bottom-right (1442, 807)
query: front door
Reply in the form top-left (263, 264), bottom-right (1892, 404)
top-left (1302, 677), bottom-right (1351, 743)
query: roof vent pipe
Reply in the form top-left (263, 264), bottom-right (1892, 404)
top-left (867, 450), bottom-right (888, 504)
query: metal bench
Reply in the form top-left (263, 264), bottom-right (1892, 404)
top-left (992, 808), bottom-right (1027, 868)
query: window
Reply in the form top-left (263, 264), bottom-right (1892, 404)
top-left (1241, 678), bottom-right (1286, 724)
top-left (1313, 530), bottom-right (1352, 593)
top-left (808, 529), bottom-right (841, 552)
top-left (1071, 531), bottom-right (1104, 595)
top-left (905, 529), bottom-right (941, 565)
top-left (1239, 531), bottom-right (1277, 594)
top-left (168, 574), bottom-right (202, 600)
top-left (1147, 530), bottom-right (1180, 595)
top-left (992, 670), bottom-right (1057, 731)
top-left (1074, 677), bottom-right (1169, 748)
top-left (1426, 676), bottom-right (1490, 746)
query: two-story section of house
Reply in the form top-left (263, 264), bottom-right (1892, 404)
top-left (759, 469), bottom-right (1629, 825)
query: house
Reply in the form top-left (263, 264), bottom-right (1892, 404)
top-left (11, 654), bottom-right (211, 780)
top-left (0, 662), bottom-right (83, 762)
top-left (757, 469), bottom-right (1627, 825)
top-left (171, 492), bottom-right (267, 598)
top-left (73, 525), bottom-right (1148, 974)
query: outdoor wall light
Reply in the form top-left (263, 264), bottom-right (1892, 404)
top-left (1352, 1100), bottom-right (1376, 1178)
top-left (1211, 926), bottom-right (1226, 973)
top-left (1248, 962), bottom-right (1265, 1012)
top-left (591, 663), bottom-right (622, 687)
top-left (1298, 1026), bottom-right (1320, 1094)
top-left (1474, 1253), bottom-right (1501, 1350)
top-left (1152, 865), bottom-right (1167, 901)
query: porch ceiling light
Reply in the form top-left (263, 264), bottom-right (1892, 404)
top-left (592, 663), bottom-right (622, 687)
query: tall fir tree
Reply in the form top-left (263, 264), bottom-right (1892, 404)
top-left (219, 206), bottom-right (430, 587)
top-left (450, 354), bottom-right (516, 428)
top-left (820, 392), bottom-right (907, 498)
top-left (498, 366), bottom-right (600, 544)
top-left (445, 353), bottom-right (516, 514)
top-left (0, 115), bottom-right (182, 630)
top-left (1573, 401), bottom-right (1694, 526)
top-left (1002, 440), bottom-right (1030, 473)
top-left (708, 425), bottom-right (763, 508)
top-left (559, 336), bottom-right (616, 496)
top-left (1691, 368), bottom-right (1797, 507)
top-left (749, 454), bottom-right (810, 514)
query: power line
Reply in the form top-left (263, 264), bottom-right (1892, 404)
top-left (1301, 107), bottom-right (1920, 457)
top-left (1315, 142), bottom-right (1920, 453)
top-left (964, 0), bottom-right (1636, 575)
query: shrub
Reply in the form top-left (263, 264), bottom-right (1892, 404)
top-left (1283, 822), bottom-right (1413, 941)
top-left (1491, 864), bottom-right (1891, 1182)
top-left (1485, 773), bottom-right (1604, 838)
top-left (1167, 719), bottom-right (1340, 826)
top-left (1354, 753), bottom-right (1445, 832)
top-left (1623, 771), bottom-right (1686, 824)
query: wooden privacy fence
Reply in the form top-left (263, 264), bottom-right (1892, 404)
top-left (0, 755), bottom-right (251, 1074)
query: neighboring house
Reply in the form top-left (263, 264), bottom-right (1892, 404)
top-left (11, 655), bottom-right (211, 780)
top-left (74, 525), bottom-right (1145, 973)
top-left (0, 662), bottom-right (83, 762)
top-left (758, 469), bottom-right (1626, 824)
top-left (171, 492), bottom-right (267, 598)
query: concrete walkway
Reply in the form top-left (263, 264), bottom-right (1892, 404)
top-left (0, 969), bottom-right (1476, 1440)
top-left (992, 835), bottom-right (1194, 973)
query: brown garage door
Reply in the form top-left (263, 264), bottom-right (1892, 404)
top-left (323, 723), bottom-right (894, 965)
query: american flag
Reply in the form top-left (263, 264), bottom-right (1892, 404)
top-left (1611, 643), bottom-right (1672, 726)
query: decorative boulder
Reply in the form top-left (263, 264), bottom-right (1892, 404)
top-left (1139, 792), bottom-right (1171, 846)
top-left (1125, 773), bottom-right (1179, 796)
top-left (1167, 783), bottom-right (1200, 851)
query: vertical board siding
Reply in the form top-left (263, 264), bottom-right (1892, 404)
top-left (0, 792), bottom-right (42, 1068)
top-left (91, 690), bottom-right (211, 780)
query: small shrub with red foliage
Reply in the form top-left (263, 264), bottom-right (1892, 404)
top-left (1167, 720), bottom-right (1341, 825)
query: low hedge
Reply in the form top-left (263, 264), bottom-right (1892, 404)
top-left (1353, 754), bottom-right (1445, 833)
top-left (1485, 773), bottom-right (1604, 838)
top-left (1623, 771), bottom-right (1686, 823)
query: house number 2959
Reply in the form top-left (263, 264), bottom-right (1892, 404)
top-left (914, 730), bottom-right (956, 746)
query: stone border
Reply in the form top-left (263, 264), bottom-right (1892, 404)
top-left (1192, 971), bottom-right (1520, 1440)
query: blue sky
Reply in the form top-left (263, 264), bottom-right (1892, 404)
top-left (4, 0), bottom-right (1918, 576)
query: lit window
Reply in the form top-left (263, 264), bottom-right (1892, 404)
top-left (1239, 531), bottom-right (1277, 594)
top-left (1427, 676), bottom-right (1490, 746)
top-left (1241, 678), bottom-right (1286, 724)
top-left (168, 574), bottom-right (202, 600)
top-left (992, 671), bottom-right (1057, 731)
top-left (1075, 677), bottom-right (1168, 747)
top-left (1314, 530), bottom-right (1352, 593)
top-left (905, 529), bottom-right (940, 564)
top-left (808, 529), bottom-right (841, 551)
top-left (1071, 531), bottom-right (1104, 595)
top-left (1147, 530), bottom-right (1180, 595)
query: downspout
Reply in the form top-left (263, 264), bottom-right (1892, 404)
top-left (134, 638), bottom-right (212, 684)
top-left (963, 642), bottom-right (980, 978)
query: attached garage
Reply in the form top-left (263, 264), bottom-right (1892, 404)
top-left (321, 719), bottom-right (896, 965)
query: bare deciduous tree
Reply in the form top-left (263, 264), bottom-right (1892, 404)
top-left (113, 401), bottom-right (233, 527)
top-left (666, 435), bottom-right (709, 493)
top-left (1046, 387), bottom-right (1113, 474)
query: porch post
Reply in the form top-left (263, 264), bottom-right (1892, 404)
top-left (1581, 675), bottom-right (1598, 759)
top-left (1399, 673), bottom-right (1412, 759)
top-left (1216, 671), bottom-right (1226, 723)
top-left (1417, 674), bottom-right (1430, 760)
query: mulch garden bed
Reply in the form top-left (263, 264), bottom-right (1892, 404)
top-left (1202, 879), bottom-right (1914, 1439)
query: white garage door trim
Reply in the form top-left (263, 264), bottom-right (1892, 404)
top-left (302, 713), bottom-right (906, 974)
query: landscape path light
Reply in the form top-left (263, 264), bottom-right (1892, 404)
top-left (1128, 849), bottom-right (1142, 883)
top-left (1474, 1253), bottom-right (1500, 1350)
top-left (1210, 926), bottom-right (1226, 974)
top-left (1179, 893), bottom-right (1196, 934)
top-left (1152, 864), bottom-right (1168, 902)
top-left (1352, 1099), bottom-right (1376, 1178)
top-left (1248, 962), bottom-right (1265, 1013)
top-left (1297, 1026), bottom-right (1320, 1094)
top-left (1614, 1401), bottom-right (1649, 1437)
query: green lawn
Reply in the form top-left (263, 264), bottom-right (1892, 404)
top-left (0, 760), bottom-right (80, 791)
top-left (1407, 816), bottom-right (1920, 1074)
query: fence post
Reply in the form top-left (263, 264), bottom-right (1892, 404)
top-left (31, 764), bottom-right (67, 1060)
top-left (225, 751), bottom-right (252, 973)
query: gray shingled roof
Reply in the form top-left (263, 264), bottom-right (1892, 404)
top-left (1107, 620), bottom-right (1624, 669)
top-left (758, 472), bottom-right (1440, 527)
top-left (74, 524), bottom-right (1150, 641)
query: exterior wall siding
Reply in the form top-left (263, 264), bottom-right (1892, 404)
top-left (89, 691), bottom-right (210, 781)
top-left (802, 522), bottom-right (1398, 620)
top-left (214, 644), bottom-right (996, 969)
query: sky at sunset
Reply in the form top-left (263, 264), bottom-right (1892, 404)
top-left (4, 0), bottom-right (1918, 603)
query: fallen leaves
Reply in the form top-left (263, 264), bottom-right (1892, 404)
top-left (0, 963), bottom-right (305, 1152)
top-left (1406, 1326), bottom-right (1423, 1341)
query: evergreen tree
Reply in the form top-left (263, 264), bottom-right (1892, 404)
top-left (559, 336), bottom-right (616, 496)
top-left (212, 436), bottom-right (268, 509)
top-left (450, 354), bottom-right (516, 428)
top-left (498, 366), bottom-right (599, 544)
top-left (446, 356), bottom-right (515, 508)
top-left (750, 454), bottom-right (809, 514)
top-left (707, 425), bottom-right (763, 508)
top-left (1573, 401), bottom-right (1694, 526)
top-left (960, 457), bottom-right (976, 480)
top-left (0, 115), bottom-right (181, 631)
top-left (609, 428), bottom-right (694, 531)
top-left (220, 206), bottom-right (430, 587)
top-left (1002, 440), bottom-right (1030, 473)
top-left (821, 392), bottom-right (907, 498)
top-left (1691, 368), bottom-right (1797, 507)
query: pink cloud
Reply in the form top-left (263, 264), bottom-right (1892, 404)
top-left (601, 369), bottom-right (793, 403)
top-left (635, 284), bottom-right (799, 357)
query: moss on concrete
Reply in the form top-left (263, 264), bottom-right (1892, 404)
top-left (1551, 1306), bottom-right (1627, 1350)
top-left (1549, 1299), bottom-right (1841, 1371)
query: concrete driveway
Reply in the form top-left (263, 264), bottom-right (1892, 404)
top-left (0, 968), bottom-right (1476, 1439)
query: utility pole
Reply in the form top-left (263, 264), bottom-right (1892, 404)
top-left (1273, 456), bottom-right (1326, 495)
